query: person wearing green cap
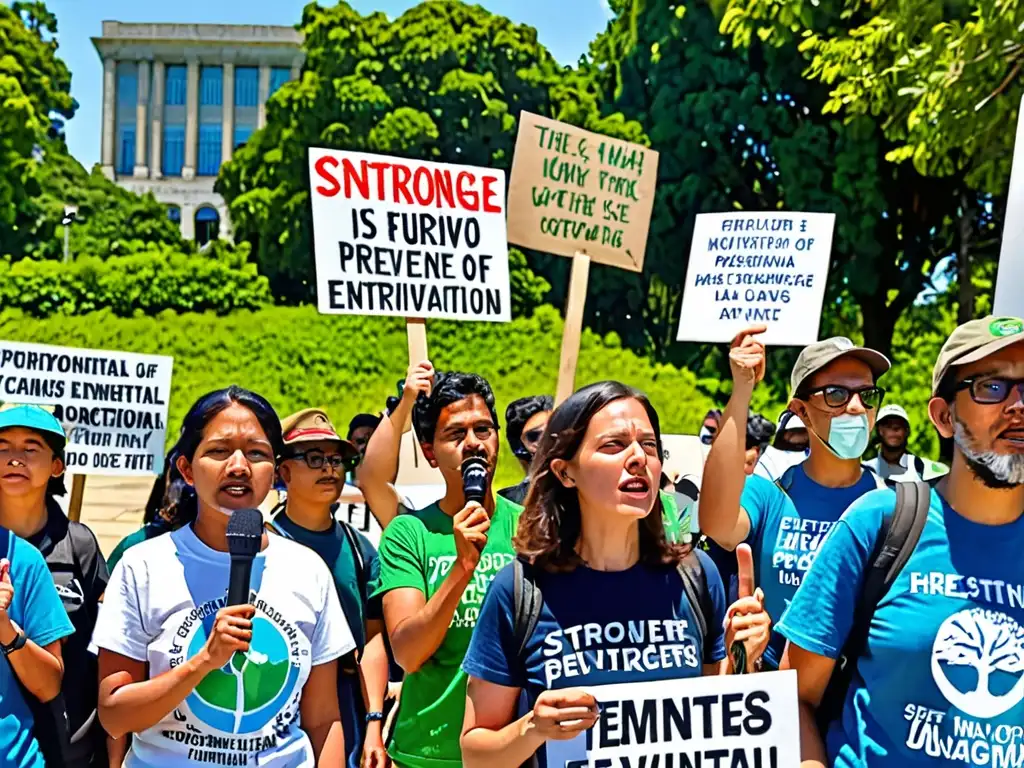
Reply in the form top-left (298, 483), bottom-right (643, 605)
top-left (0, 404), bottom-right (81, 767)
top-left (777, 315), bottom-right (1024, 767)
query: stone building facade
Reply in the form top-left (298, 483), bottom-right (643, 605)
top-left (92, 21), bottom-right (304, 242)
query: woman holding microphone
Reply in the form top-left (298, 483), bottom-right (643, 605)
top-left (460, 381), bottom-right (772, 768)
top-left (93, 386), bottom-right (354, 767)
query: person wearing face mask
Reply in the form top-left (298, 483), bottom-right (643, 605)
top-left (777, 316), bottom-right (1024, 767)
top-left (459, 382), bottom-right (772, 768)
top-left (92, 386), bottom-right (353, 767)
top-left (699, 327), bottom-right (889, 670)
top-left (367, 364), bottom-right (521, 768)
top-left (497, 395), bottom-right (554, 505)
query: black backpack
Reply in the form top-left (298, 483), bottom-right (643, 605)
top-left (813, 480), bottom-right (931, 731)
top-left (511, 551), bottom-right (716, 664)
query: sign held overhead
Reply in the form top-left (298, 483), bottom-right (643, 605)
top-left (0, 341), bottom-right (172, 476)
top-left (507, 112), bottom-right (659, 272)
top-left (308, 148), bottom-right (511, 322)
top-left (677, 212), bottom-right (836, 346)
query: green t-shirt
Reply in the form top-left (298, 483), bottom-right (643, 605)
top-left (372, 495), bottom-right (521, 768)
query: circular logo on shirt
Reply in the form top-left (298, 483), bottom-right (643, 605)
top-left (989, 318), bottom-right (1024, 338)
top-left (183, 609), bottom-right (302, 734)
top-left (931, 608), bottom-right (1024, 719)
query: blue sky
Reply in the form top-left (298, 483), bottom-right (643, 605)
top-left (46, 0), bottom-right (613, 168)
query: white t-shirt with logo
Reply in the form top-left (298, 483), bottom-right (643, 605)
top-left (92, 524), bottom-right (355, 767)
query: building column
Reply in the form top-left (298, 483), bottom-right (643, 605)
top-left (290, 56), bottom-right (302, 81)
top-left (150, 60), bottom-right (165, 179)
top-left (133, 59), bottom-right (150, 178)
top-left (221, 61), bottom-right (235, 164)
top-left (257, 63), bottom-right (270, 129)
top-left (181, 203), bottom-right (196, 240)
top-left (182, 57), bottom-right (199, 180)
top-left (101, 57), bottom-right (117, 179)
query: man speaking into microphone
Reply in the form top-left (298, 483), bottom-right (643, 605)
top-left (369, 365), bottom-right (521, 768)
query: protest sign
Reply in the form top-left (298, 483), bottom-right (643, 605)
top-left (308, 147), bottom-right (511, 323)
top-left (995, 94), bottom-right (1024, 318)
top-left (677, 212), bottom-right (836, 346)
top-left (506, 113), bottom-right (660, 402)
top-left (545, 671), bottom-right (800, 768)
top-left (0, 341), bottom-right (172, 478)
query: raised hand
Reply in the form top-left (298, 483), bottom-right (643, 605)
top-left (725, 543), bottom-right (770, 673)
top-left (403, 360), bottom-right (434, 403)
top-left (728, 325), bottom-right (767, 390)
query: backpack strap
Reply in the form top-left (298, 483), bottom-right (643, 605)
top-left (512, 558), bottom-right (543, 662)
top-left (339, 521), bottom-right (368, 602)
top-left (676, 550), bottom-right (714, 646)
top-left (774, 464), bottom-right (799, 495)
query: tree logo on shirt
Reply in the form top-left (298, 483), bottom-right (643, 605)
top-left (183, 608), bottom-right (302, 734)
top-left (931, 608), bottom-right (1024, 718)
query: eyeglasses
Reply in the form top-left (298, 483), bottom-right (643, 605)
top-left (287, 451), bottom-right (359, 473)
top-left (954, 377), bottom-right (1024, 405)
top-left (800, 385), bottom-right (886, 410)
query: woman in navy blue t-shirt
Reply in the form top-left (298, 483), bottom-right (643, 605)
top-left (460, 381), bottom-right (772, 768)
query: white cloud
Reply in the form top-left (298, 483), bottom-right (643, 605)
top-left (599, 0), bottom-right (615, 20)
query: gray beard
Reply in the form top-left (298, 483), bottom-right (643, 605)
top-left (953, 417), bottom-right (1024, 489)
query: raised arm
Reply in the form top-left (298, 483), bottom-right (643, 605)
top-left (357, 360), bottom-right (434, 527)
top-left (700, 326), bottom-right (766, 550)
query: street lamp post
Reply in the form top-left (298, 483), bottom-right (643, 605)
top-left (61, 205), bottom-right (78, 264)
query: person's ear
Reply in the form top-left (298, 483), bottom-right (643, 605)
top-left (550, 459), bottom-right (575, 488)
top-left (176, 454), bottom-right (195, 487)
top-left (278, 463), bottom-right (292, 485)
top-left (928, 397), bottom-right (954, 439)
top-left (51, 456), bottom-right (65, 480)
top-left (420, 442), bottom-right (438, 468)
top-left (788, 399), bottom-right (809, 423)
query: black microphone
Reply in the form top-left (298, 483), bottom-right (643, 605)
top-left (461, 456), bottom-right (489, 505)
top-left (226, 508), bottom-right (263, 607)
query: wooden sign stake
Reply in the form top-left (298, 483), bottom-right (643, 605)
top-left (68, 475), bottom-right (87, 523)
top-left (403, 318), bottom-right (429, 441)
top-left (555, 252), bottom-right (592, 405)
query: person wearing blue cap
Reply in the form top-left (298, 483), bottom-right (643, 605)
top-left (0, 404), bottom-right (79, 767)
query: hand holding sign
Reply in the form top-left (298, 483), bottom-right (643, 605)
top-left (728, 325), bottom-right (767, 392)
top-left (525, 689), bottom-right (600, 742)
top-left (725, 544), bottom-right (770, 674)
top-left (403, 360), bottom-right (434, 405)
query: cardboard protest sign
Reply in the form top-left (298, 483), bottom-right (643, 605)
top-left (995, 94), bottom-right (1024, 318)
top-left (507, 112), bottom-right (659, 272)
top-left (308, 148), bottom-right (511, 322)
top-left (677, 212), bottom-right (836, 346)
top-left (0, 341), bottom-right (172, 476)
top-left (545, 671), bottom-right (800, 768)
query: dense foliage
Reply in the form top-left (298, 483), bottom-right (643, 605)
top-left (0, 245), bottom-right (271, 316)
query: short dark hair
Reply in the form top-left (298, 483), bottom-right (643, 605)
top-left (505, 395), bottom-right (554, 457)
top-left (412, 371), bottom-right (498, 444)
top-left (348, 413), bottom-right (381, 438)
top-left (514, 381), bottom-right (688, 572)
top-left (746, 412), bottom-right (776, 453)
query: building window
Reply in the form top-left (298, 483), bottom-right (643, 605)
top-left (269, 67), bottom-right (290, 97)
top-left (117, 126), bottom-right (135, 175)
top-left (235, 67), bottom-right (258, 107)
top-left (166, 65), bottom-right (187, 106)
top-left (117, 71), bottom-right (137, 107)
top-left (233, 125), bottom-right (253, 149)
top-left (167, 205), bottom-right (181, 224)
top-left (162, 125), bottom-right (185, 176)
top-left (195, 206), bottom-right (220, 246)
top-left (198, 125), bottom-right (222, 176)
top-left (200, 66), bottom-right (222, 106)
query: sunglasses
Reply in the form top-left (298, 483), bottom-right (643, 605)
top-left (800, 385), bottom-right (886, 410)
top-left (954, 377), bottom-right (1024, 406)
top-left (287, 451), bottom-right (360, 473)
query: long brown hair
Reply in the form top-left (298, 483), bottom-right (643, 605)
top-left (514, 381), bottom-right (689, 572)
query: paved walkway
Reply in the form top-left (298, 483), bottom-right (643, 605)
top-left (73, 475), bottom-right (151, 558)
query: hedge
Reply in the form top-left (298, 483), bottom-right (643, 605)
top-left (0, 304), bottom-right (717, 489)
top-left (0, 244), bottom-right (271, 317)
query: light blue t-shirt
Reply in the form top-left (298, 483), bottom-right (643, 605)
top-left (778, 487), bottom-right (1024, 768)
top-left (742, 467), bottom-right (880, 668)
top-left (0, 529), bottom-right (76, 768)
top-left (462, 553), bottom-right (728, 768)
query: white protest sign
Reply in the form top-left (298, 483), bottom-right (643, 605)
top-left (677, 212), bottom-right (835, 346)
top-left (308, 148), bottom-right (511, 322)
top-left (995, 94), bottom-right (1024, 318)
top-left (0, 341), bottom-right (172, 476)
top-left (545, 671), bottom-right (800, 768)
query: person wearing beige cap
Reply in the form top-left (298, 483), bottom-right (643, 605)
top-left (699, 325), bottom-right (889, 671)
top-left (775, 315), bottom-right (1024, 768)
top-left (269, 408), bottom-right (390, 768)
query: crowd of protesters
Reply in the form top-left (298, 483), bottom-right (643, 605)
top-left (0, 313), bottom-right (1022, 768)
